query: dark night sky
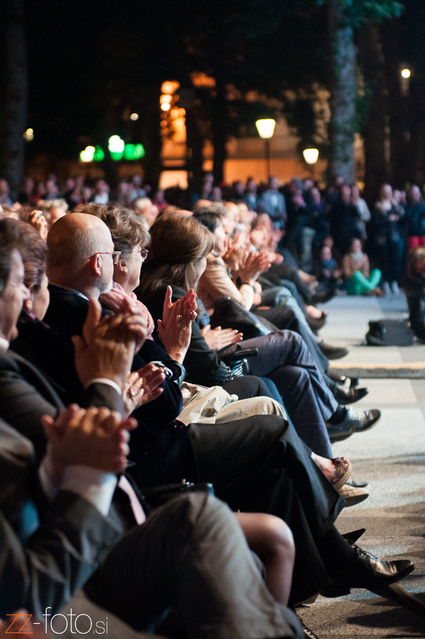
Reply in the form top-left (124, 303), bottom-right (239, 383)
top-left (23, 0), bottom-right (424, 160)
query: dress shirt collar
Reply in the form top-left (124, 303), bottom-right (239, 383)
top-left (49, 282), bottom-right (89, 300)
top-left (0, 336), bottom-right (9, 353)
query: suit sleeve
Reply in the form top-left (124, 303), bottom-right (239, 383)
top-left (0, 358), bottom-right (124, 462)
top-left (0, 491), bottom-right (121, 618)
top-left (130, 339), bottom-right (183, 427)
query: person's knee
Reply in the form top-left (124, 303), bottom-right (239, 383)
top-left (258, 515), bottom-right (295, 563)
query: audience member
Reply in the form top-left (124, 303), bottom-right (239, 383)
top-left (258, 177), bottom-right (287, 230)
top-left (404, 185), bottom-right (425, 250)
top-left (372, 183), bottom-right (404, 295)
top-left (342, 238), bottom-right (383, 297)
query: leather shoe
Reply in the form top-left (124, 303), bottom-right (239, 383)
top-left (338, 483), bottom-right (369, 506)
top-left (305, 314), bottom-right (327, 334)
top-left (341, 376), bottom-right (360, 389)
top-left (327, 408), bottom-right (381, 442)
top-left (311, 289), bottom-right (337, 304)
top-left (327, 546), bottom-right (414, 595)
top-left (318, 341), bottom-right (349, 360)
top-left (334, 383), bottom-right (369, 405)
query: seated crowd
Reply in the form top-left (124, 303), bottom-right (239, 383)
top-left (0, 173), bottom-right (421, 639)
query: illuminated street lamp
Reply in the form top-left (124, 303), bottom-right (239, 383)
top-left (303, 148), bottom-right (319, 177)
top-left (23, 128), bottom-right (34, 142)
top-left (256, 119), bottom-right (276, 179)
top-left (400, 66), bottom-right (412, 96)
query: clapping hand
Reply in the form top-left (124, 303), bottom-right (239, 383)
top-left (157, 286), bottom-right (196, 364)
top-left (41, 405), bottom-right (137, 485)
top-left (28, 209), bottom-right (48, 241)
top-left (202, 324), bottom-right (243, 350)
top-left (123, 363), bottom-right (166, 416)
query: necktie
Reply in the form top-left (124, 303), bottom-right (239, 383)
top-left (118, 475), bottom-right (146, 525)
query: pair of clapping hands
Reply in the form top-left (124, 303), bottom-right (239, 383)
top-left (74, 288), bottom-right (198, 416)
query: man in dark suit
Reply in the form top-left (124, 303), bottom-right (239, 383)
top-left (0, 218), bottom-right (304, 638)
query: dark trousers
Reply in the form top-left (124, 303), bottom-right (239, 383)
top-left (265, 264), bottom-right (313, 304)
top-left (189, 418), bottom-right (343, 604)
top-left (85, 494), bottom-right (302, 638)
top-left (240, 331), bottom-right (337, 457)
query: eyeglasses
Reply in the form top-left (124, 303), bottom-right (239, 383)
top-left (96, 251), bottom-right (122, 264)
top-left (132, 247), bottom-right (149, 259)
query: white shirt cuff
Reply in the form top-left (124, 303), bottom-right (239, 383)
top-left (39, 462), bottom-right (117, 516)
top-left (85, 378), bottom-right (123, 397)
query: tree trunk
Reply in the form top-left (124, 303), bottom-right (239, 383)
top-left (211, 77), bottom-right (227, 185)
top-left (358, 24), bottom-right (389, 201)
top-left (328, 3), bottom-right (356, 184)
top-left (1, 0), bottom-right (28, 198)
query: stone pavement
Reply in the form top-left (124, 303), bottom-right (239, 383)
top-left (298, 293), bottom-right (425, 638)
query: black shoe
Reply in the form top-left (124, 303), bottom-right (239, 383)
top-left (341, 376), bottom-right (360, 389)
top-left (334, 383), bottom-right (369, 405)
top-left (318, 341), bottom-right (349, 360)
top-left (325, 372), bottom-right (360, 387)
top-left (342, 528), bottom-right (366, 545)
top-left (305, 314), bottom-right (327, 333)
top-left (311, 289), bottom-right (337, 304)
top-left (328, 546), bottom-right (415, 595)
top-left (327, 408), bottom-right (381, 442)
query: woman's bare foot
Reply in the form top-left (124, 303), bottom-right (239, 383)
top-left (311, 452), bottom-right (350, 484)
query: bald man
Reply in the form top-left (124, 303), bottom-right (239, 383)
top-left (41, 213), bottom-right (185, 430)
top-left (46, 212), bottom-right (116, 298)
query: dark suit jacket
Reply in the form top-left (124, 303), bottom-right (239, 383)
top-left (0, 418), bottom-right (121, 618)
top-left (39, 286), bottom-right (197, 487)
top-left (0, 349), bottom-right (123, 462)
top-left (43, 284), bottom-right (183, 427)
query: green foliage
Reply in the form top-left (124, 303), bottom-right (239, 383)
top-left (316, 0), bottom-right (404, 27)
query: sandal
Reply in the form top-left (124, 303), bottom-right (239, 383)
top-left (330, 457), bottom-right (352, 491)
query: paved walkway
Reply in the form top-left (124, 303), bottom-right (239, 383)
top-left (298, 293), bottom-right (425, 637)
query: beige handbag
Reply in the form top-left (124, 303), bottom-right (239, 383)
top-left (179, 382), bottom-right (286, 424)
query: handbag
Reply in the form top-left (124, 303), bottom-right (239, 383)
top-left (179, 382), bottom-right (239, 424)
top-left (366, 319), bottom-right (414, 346)
top-left (179, 381), bottom-right (286, 425)
top-left (211, 297), bottom-right (275, 340)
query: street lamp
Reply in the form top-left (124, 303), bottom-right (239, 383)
top-left (303, 148), bottom-right (319, 178)
top-left (256, 118), bottom-right (276, 180)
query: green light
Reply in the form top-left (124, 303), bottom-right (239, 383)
top-left (110, 151), bottom-right (124, 161)
top-left (134, 144), bottom-right (145, 159)
top-left (124, 144), bottom-right (136, 160)
top-left (93, 145), bottom-right (105, 161)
